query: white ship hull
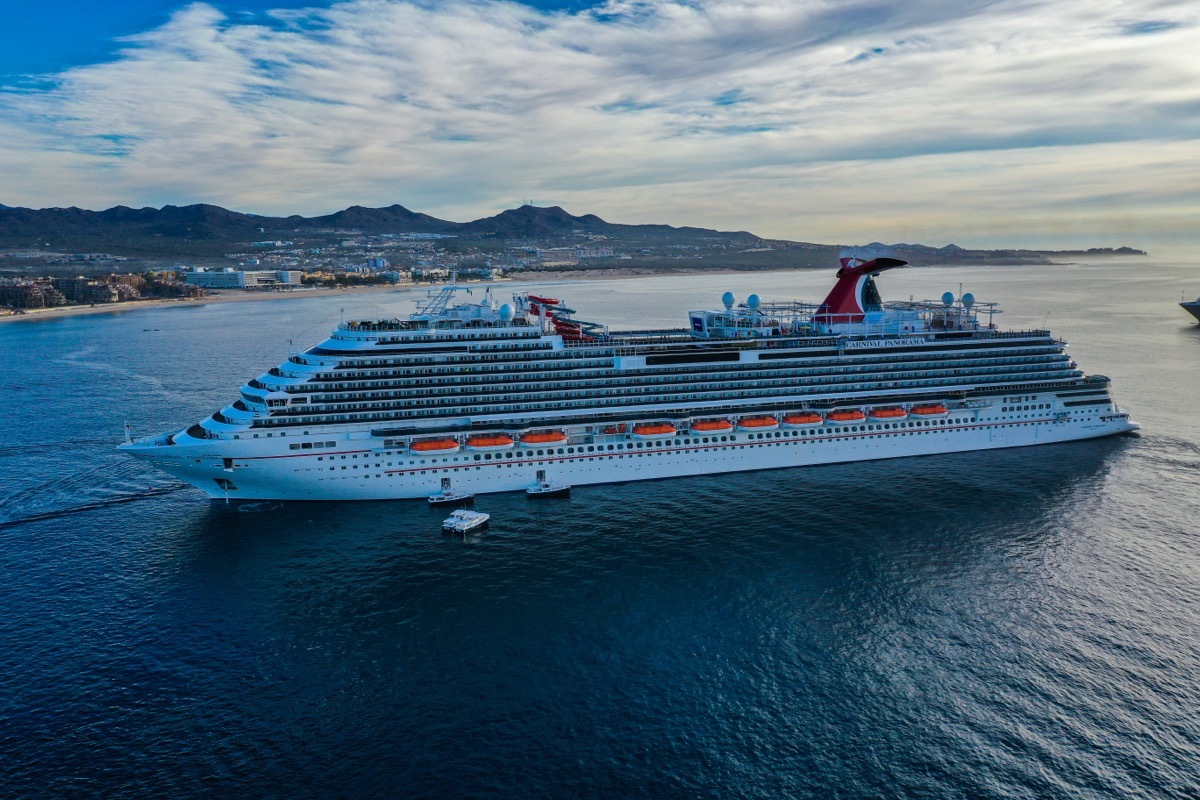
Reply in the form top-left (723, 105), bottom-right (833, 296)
top-left (124, 398), bottom-right (1137, 501)
top-left (120, 262), bottom-right (1140, 501)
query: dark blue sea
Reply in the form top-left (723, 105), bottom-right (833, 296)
top-left (2, 259), bottom-right (1198, 798)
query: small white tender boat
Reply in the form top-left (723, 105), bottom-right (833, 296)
top-left (527, 480), bottom-right (571, 498)
top-left (428, 478), bottom-right (474, 505)
top-left (527, 470), bottom-right (570, 498)
top-left (442, 509), bottom-right (490, 533)
top-left (428, 488), bottom-right (474, 506)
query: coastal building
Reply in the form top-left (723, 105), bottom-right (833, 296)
top-left (573, 246), bottom-right (615, 259)
top-left (49, 277), bottom-right (125, 304)
top-left (185, 268), bottom-right (302, 289)
top-left (107, 274), bottom-right (148, 291)
top-left (0, 279), bottom-right (67, 309)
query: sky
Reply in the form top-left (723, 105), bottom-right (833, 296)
top-left (1, 0), bottom-right (1198, 248)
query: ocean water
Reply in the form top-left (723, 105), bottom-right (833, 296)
top-left (1, 259), bottom-right (1198, 798)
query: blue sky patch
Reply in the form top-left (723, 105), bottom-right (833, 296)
top-left (1121, 20), bottom-right (1179, 35)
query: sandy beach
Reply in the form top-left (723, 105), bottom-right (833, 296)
top-left (0, 267), bottom-right (770, 325)
top-left (0, 282), bottom-right (439, 325)
top-left (0, 284), bottom-right (384, 326)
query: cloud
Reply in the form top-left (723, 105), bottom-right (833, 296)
top-left (1, 0), bottom-right (1198, 246)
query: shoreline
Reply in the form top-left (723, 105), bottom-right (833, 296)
top-left (0, 267), bottom-right (755, 324)
top-left (0, 257), bottom-right (1143, 324)
top-left (0, 283), bottom-right (424, 324)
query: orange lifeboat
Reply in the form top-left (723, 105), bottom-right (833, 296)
top-left (690, 419), bottom-right (733, 433)
top-left (868, 407), bottom-right (907, 420)
top-left (630, 423), bottom-right (677, 439)
top-left (410, 438), bottom-right (460, 454)
top-left (781, 412), bottom-right (823, 428)
top-left (825, 409), bottom-right (866, 425)
top-left (519, 431), bottom-right (568, 447)
top-left (465, 434), bottom-right (515, 451)
top-left (910, 403), bottom-right (949, 418)
top-left (737, 415), bottom-right (779, 431)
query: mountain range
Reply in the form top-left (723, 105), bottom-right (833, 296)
top-left (0, 202), bottom-right (760, 256)
top-left (0, 201), bottom-right (1144, 264)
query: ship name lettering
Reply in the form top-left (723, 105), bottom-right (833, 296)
top-left (844, 337), bottom-right (926, 349)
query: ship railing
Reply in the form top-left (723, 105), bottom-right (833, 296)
top-left (338, 318), bottom-right (407, 332)
top-left (971, 329), bottom-right (1051, 340)
top-left (133, 431), bottom-right (176, 447)
top-left (560, 336), bottom-right (617, 348)
top-left (271, 366), bottom-right (1082, 423)
top-left (604, 334), bottom-right (699, 348)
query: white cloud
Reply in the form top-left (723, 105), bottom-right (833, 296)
top-left (1, 0), bottom-right (1198, 246)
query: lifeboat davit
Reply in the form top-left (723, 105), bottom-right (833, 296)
top-left (737, 415), bottom-right (779, 431)
top-left (630, 423), bottom-right (677, 439)
top-left (781, 412), bottom-right (823, 428)
top-left (868, 407), bottom-right (907, 420)
top-left (690, 419), bottom-right (733, 433)
top-left (520, 431), bottom-right (568, 447)
top-left (825, 410), bottom-right (866, 425)
top-left (410, 438), bottom-right (460, 454)
top-left (465, 434), bottom-right (515, 451)
top-left (601, 424), bottom-right (627, 435)
top-left (910, 404), bottom-right (950, 418)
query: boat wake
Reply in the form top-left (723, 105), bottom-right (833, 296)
top-left (237, 501), bottom-right (282, 513)
top-left (0, 459), bottom-right (189, 529)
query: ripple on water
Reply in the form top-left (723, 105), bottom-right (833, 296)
top-left (2, 263), bottom-right (1200, 797)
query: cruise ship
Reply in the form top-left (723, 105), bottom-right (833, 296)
top-left (120, 257), bottom-right (1139, 500)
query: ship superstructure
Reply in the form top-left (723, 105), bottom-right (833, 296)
top-left (121, 258), bottom-right (1139, 500)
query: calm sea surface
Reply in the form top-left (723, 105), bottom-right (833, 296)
top-left (1, 259), bottom-right (1198, 798)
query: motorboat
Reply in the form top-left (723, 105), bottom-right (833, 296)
top-left (428, 488), bottom-right (474, 506)
top-left (442, 509), bottom-right (490, 533)
top-left (527, 481), bottom-right (571, 498)
top-left (428, 478), bottom-right (474, 506)
top-left (527, 469), bottom-right (570, 497)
